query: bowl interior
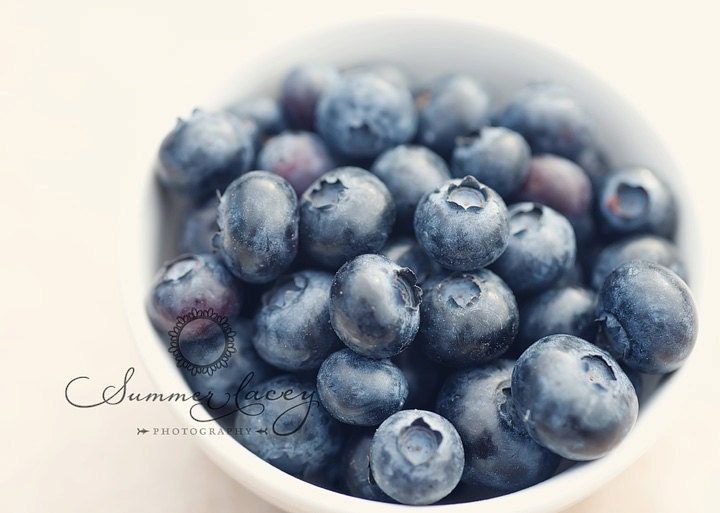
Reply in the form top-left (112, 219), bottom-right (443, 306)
top-left (124, 18), bottom-right (699, 513)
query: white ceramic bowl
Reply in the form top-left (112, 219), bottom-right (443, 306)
top-left (123, 18), bottom-right (700, 513)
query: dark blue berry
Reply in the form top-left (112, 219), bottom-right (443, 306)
top-left (511, 334), bottom-right (638, 461)
top-left (257, 131), bottom-right (336, 194)
top-left (214, 171), bottom-right (298, 283)
top-left (416, 269), bottom-right (518, 367)
top-left (281, 64), bottom-right (341, 130)
top-left (317, 348), bottom-right (408, 426)
top-left (234, 374), bottom-right (344, 481)
top-left (253, 270), bottom-right (341, 372)
top-left (596, 166), bottom-right (678, 239)
top-left (299, 167), bottom-right (395, 269)
top-left (595, 261), bottom-right (697, 374)
top-left (316, 73), bottom-right (417, 159)
top-left (436, 360), bottom-right (560, 491)
top-left (371, 144), bottom-right (450, 228)
top-left (591, 234), bottom-right (687, 290)
top-left (178, 197), bottom-right (218, 254)
top-left (491, 202), bottom-right (576, 296)
top-left (451, 127), bottom-right (530, 198)
top-left (330, 254), bottom-right (421, 359)
top-left (370, 409), bottom-right (465, 505)
top-left (497, 82), bottom-right (595, 160)
top-left (158, 109), bottom-right (256, 200)
top-left (416, 74), bottom-right (491, 157)
top-left (147, 254), bottom-right (243, 338)
top-left (414, 176), bottom-right (509, 271)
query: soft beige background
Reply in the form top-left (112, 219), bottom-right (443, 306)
top-left (1, 1), bottom-right (719, 512)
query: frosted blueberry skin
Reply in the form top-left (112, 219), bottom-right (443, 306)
top-left (381, 237), bottom-right (441, 285)
top-left (253, 270), bottom-right (342, 372)
top-left (417, 269), bottom-right (519, 367)
top-left (257, 131), bottom-right (336, 195)
top-left (370, 410), bottom-right (465, 505)
top-left (515, 154), bottom-right (594, 242)
top-left (451, 127), bottom-right (531, 198)
top-left (414, 176), bottom-right (509, 271)
top-left (234, 375), bottom-right (344, 480)
top-left (316, 73), bottom-right (418, 159)
top-left (147, 254), bottom-right (243, 339)
top-left (497, 82), bottom-right (595, 160)
top-left (214, 171), bottom-right (298, 284)
top-left (436, 360), bottom-right (561, 492)
top-left (158, 109), bottom-right (256, 200)
top-left (491, 202), bottom-right (576, 296)
top-left (371, 145), bottom-right (451, 229)
top-left (415, 74), bottom-right (491, 157)
top-left (281, 64), bottom-right (341, 131)
top-left (182, 318), bottom-right (274, 416)
top-left (226, 95), bottom-right (287, 138)
top-left (591, 234), bottom-right (687, 290)
top-left (511, 334), bottom-right (639, 461)
top-left (299, 167), bottom-right (395, 269)
top-left (178, 196), bottom-right (218, 254)
top-left (341, 430), bottom-right (395, 502)
top-left (317, 349), bottom-right (408, 426)
top-left (330, 254), bottom-right (422, 359)
top-left (596, 166), bottom-right (678, 240)
top-left (514, 285), bottom-right (597, 357)
top-left (595, 261), bottom-right (698, 374)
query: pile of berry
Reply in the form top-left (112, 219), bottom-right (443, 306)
top-left (147, 62), bottom-right (698, 505)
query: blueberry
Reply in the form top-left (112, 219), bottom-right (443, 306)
top-left (214, 171), bottom-right (298, 283)
top-left (491, 202), bottom-right (576, 296)
top-left (257, 131), bottom-right (336, 195)
top-left (330, 254), bottom-right (421, 359)
top-left (253, 270), bottom-right (341, 372)
top-left (415, 74), bottom-right (491, 157)
top-left (316, 73), bottom-right (417, 159)
top-left (226, 95), bottom-right (287, 137)
top-left (178, 196), bottom-right (218, 254)
top-left (511, 334), bottom-right (638, 460)
top-left (514, 285), bottom-right (597, 357)
top-left (416, 269), bottom-right (518, 367)
top-left (596, 166), bottom-right (678, 239)
top-left (370, 410), bottom-right (465, 505)
top-left (299, 167), bottom-right (395, 269)
top-left (182, 318), bottom-right (274, 416)
top-left (595, 261), bottom-right (698, 374)
top-left (158, 109), bottom-right (256, 200)
top-left (341, 430), bottom-right (395, 502)
top-left (414, 176), bottom-right (509, 271)
top-left (514, 155), bottom-right (593, 232)
top-left (451, 127), bottom-right (531, 198)
top-left (234, 374), bottom-right (344, 480)
top-left (147, 254), bottom-right (243, 339)
top-left (591, 234), bottom-right (687, 290)
top-left (436, 360), bottom-right (560, 492)
top-left (371, 145), bottom-right (450, 228)
top-left (497, 82), bottom-right (595, 160)
top-left (381, 236), bottom-right (441, 285)
top-left (317, 349), bottom-right (408, 426)
top-left (280, 64), bottom-right (341, 130)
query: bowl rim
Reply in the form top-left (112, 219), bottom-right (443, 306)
top-left (121, 16), bottom-right (701, 513)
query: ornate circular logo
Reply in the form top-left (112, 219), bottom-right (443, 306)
top-left (167, 308), bottom-right (236, 376)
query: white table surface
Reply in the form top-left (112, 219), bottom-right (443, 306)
top-left (2, 1), bottom-right (719, 512)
